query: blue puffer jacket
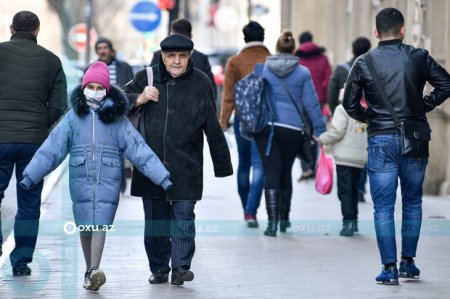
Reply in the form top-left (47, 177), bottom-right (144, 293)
top-left (263, 54), bottom-right (326, 135)
top-left (21, 85), bottom-right (172, 226)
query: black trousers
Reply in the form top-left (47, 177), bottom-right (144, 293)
top-left (254, 125), bottom-right (302, 190)
top-left (142, 198), bottom-right (196, 274)
top-left (336, 165), bottom-right (362, 221)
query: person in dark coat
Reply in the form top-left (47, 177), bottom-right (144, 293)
top-left (0, 11), bottom-right (67, 275)
top-left (150, 18), bottom-right (217, 100)
top-left (21, 61), bottom-right (172, 291)
top-left (125, 34), bottom-right (233, 286)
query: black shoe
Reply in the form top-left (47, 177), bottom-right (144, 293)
top-left (340, 221), bottom-right (355, 237)
top-left (149, 272), bottom-right (169, 284)
top-left (0, 244), bottom-right (2, 257)
top-left (358, 193), bottom-right (366, 203)
top-left (171, 267), bottom-right (194, 285)
top-left (12, 265), bottom-right (32, 276)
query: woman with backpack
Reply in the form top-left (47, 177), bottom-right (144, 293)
top-left (254, 31), bottom-right (326, 236)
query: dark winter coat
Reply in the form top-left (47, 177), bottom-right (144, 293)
top-left (327, 59), bottom-right (354, 114)
top-left (125, 56), bottom-right (233, 201)
top-left (343, 39), bottom-right (450, 137)
top-left (0, 31), bottom-right (67, 144)
top-left (295, 41), bottom-right (332, 104)
top-left (21, 86), bottom-right (171, 225)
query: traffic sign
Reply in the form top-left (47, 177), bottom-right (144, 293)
top-left (129, 1), bottom-right (162, 32)
top-left (68, 23), bottom-right (97, 52)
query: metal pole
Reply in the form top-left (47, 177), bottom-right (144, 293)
top-left (84, 0), bottom-right (92, 66)
top-left (247, 0), bottom-right (252, 20)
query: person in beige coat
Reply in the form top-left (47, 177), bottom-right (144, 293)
top-left (316, 101), bottom-right (367, 236)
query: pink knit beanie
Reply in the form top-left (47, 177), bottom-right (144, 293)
top-left (82, 61), bottom-right (110, 92)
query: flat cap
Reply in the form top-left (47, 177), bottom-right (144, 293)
top-left (160, 34), bottom-right (194, 51)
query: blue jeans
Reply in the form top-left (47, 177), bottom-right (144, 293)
top-left (233, 116), bottom-right (264, 216)
top-left (367, 134), bottom-right (427, 265)
top-left (0, 144), bottom-right (43, 268)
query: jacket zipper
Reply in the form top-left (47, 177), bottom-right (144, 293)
top-left (91, 110), bottom-right (97, 224)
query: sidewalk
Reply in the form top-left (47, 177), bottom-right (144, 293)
top-left (0, 139), bottom-right (449, 298)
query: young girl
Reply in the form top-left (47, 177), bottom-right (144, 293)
top-left (316, 93), bottom-right (367, 237)
top-left (20, 61), bottom-right (172, 291)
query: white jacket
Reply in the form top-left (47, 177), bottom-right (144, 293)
top-left (317, 104), bottom-right (367, 168)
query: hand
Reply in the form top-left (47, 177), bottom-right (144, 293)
top-left (135, 86), bottom-right (159, 107)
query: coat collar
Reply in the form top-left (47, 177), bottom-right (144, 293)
top-left (10, 31), bottom-right (37, 44)
top-left (238, 41), bottom-right (269, 54)
top-left (70, 85), bottom-right (129, 123)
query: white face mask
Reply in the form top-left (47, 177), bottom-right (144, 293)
top-left (84, 88), bottom-right (106, 101)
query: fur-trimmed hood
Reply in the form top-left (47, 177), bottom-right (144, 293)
top-left (70, 85), bottom-right (129, 123)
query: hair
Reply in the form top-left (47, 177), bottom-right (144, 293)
top-left (242, 21), bottom-right (265, 43)
top-left (12, 11), bottom-right (40, 33)
top-left (298, 31), bottom-right (313, 44)
top-left (352, 37), bottom-right (371, 57)
top-left (95, 37), bottom-right (114, 52)
top-left (276, 30), bottom-right (296, 54)
top-left (171, 18), bottom-right (192, 37)
top-left (375, 7), bottom-right (404, 38)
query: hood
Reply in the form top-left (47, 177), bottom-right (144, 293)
top-left (265, 54), bottom-right (299, 77)
top-left (295, 41), bottom-right (326, 58)
top-left (70, 85), bottom-right (129, 123)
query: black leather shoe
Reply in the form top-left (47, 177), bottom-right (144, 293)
top-left (171, 267), bottom-right (194, 285)
top-left (148, 272), bottom-right (169, 284)
top-left (13, 265), bottom-right (32, 276)
top-left (0, 244), bottom-right (2, 257)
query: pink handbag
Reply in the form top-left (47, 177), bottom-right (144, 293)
top-left (315, 145), bottom-right (333, 195)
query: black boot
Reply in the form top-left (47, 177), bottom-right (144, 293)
top-left (340, 220), bottom-right (356, 237)
top-left (264, 189), bottom-right (279, 237)
top-left (279, 189), bottom-right (292, 233)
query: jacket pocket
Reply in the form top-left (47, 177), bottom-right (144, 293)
top-left (69, 155), bottom-right (87, 180)
top-left (100, 156), bottom-right (122, 181)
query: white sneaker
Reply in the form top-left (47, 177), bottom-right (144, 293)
top-left (85, 268), bottom-right (106, 291)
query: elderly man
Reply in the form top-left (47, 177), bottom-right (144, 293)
top-left (125, 34), bottom-right (233, 286)
top-left (0, 11), bottom-right (67, 275)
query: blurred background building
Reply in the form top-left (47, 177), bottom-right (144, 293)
top-left (0, 0), bottom-right (449, 195)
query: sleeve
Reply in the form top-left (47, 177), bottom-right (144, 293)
top-left (343, 59), bottom-right (368, 123)
top-left (47, 58), bottom-right (68, 128)
top-left (203, 85), bottom-right (233, 177)
top-left (327, 66), bottom-right (346, 113)
top-left (422, 52), bottom-right (450, 112)
top-left (302, 70), bottom-right (327, 136)
top-left (20, 113), bottom-right (72, 189)
top-left (120, 119), bottom-right (172, 190)
top-left (317, 105), bottom-right (348, 145)
top-left (219, 57), bottom-right (238, 129)
top-left (124, 69), bottom-right (147, 112)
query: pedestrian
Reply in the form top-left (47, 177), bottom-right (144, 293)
top-left (327, 37), bottom-right (371, 114)
top-left (295, 31), bottom-right (332, 182)
top-left (220, 21), bottom-right (270, 227)
top-left (0, 11), bottom-right (67, 275)
top-left (20, 61), bottom-right (172, 291)
top-left (124, 34), bottom-right (233, 285)
top-left (255, 30), bottom-right (326, 236)
top-left (150, 18), bottom-right (217, 100)
top-left (94, 37), bottom-right (135, 192)
top-left (316, 95), bottom-right (367, 237)
top-left (343, 7), bottom-right (450, 285)
top-left (327, 37), bottom-right (371, 203)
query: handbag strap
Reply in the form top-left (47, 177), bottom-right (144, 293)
top-left (277, 77), bottom-right (310, 133)
top-left (365, 53), bottom-right (401, 128)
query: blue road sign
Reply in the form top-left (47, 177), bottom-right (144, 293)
top-left (129, 1), bottom-right (162, 32)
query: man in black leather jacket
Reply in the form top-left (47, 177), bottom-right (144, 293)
top-left (343, 7), bottom-right (450, 285)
